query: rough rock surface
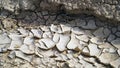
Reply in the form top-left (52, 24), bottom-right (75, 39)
top-left (0, 0), bottom-right (120, 68)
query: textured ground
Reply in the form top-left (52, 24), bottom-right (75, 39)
top-left (0, 9), bottom-right (120, 68)
top-left (0, 0), bottom-right (120, 68)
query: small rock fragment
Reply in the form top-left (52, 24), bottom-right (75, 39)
top-left (90, 37), bottom-right (104, 44)
top-left (110, 58), bottom-right (120, 68)
top-left (71, 27), bottom-right (85, 35)
top-left (76, 35), bottom-right (89, 42)
top-left (53, 33), bottom-right (60, 43)
top-left (88, 43), bottom-right (101, 56)
top-left (15, 51), bottom-right (33, 62)
top-left (56, 34), bottom-right (70, 51)
top-left (31, 29), bottom-right (43, 38)
top-left (0, 33), bottom-right (11, 44)
top-left (99, 53), bottom-right (119, 64)
top-left (24, 36), bottom-right (34, 45)
top-left (111, 38), bottom-right (120, 49)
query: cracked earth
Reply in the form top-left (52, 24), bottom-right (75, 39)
top-left (0, 6), bottom-right (120, 68)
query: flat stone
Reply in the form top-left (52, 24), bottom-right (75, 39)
top-left (15, 51), bottom-right (33, 62)
top-left (67, 34), bottom-right (80, 50)
top-left (103, 28), bottom-right (111, 37)
top-left (111, 38), bottom-right (120, 49)
top-left (53, 33), bottom-right (60, 43)
top-left (60, 24), bottom-right (71, 33)
top-left (39, 38), bottom-right (55, 49)
top-left (107, 34), bottom-right (116, 42)
top-left (98, 43), bottom-right (115, 49)
top-left (50, 24), bottom-right (62, 33)
top-left (90, 37), bottom-right (104, 44)
top-left (56, 34), bottom-right (70, 51)
top-left (0, 33), bottom-right (11, 44)
top-left (82, 47), bottom-right (90, 54)
top-left (110, 58), bottom-right (120, 68)
top-left (99, 53), bottom-right (119, 64)
top-left (81, 20), bottom-right (97, 29)
top-left (24, 36), bottom-right (34, 45)
top-left (93, 28), bottom-right (105, 38)
top-left (31, 29), bottom-right (43, 38)
top-left (19, 44), bottom-right (34, 54)
top-left (88, 43), bottom-right (101, 56)
top-left (8, 40), bottom-right (23, 50)
top-left (17, 27), bottom-right (29, 36)
top-left (71, 27), bottom-right (85, 35)
top-left (115, 32), bottom-right (120, 37)
top-left (76, 35), bottom-right (89, 42)
top-left (42, 31), bottom-right (52, 38)
top-left (9, 33), bottom-right (24, 41)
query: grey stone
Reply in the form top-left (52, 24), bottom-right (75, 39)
top-left (107, 34), bottom-right (116, 42)
top-left (93, 28), bottom-right (105, 38)
top-left (111, 38), bottom-right (120, 49)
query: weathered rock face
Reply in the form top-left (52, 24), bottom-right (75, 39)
top-left (0, 0), bottom-right (120, 22)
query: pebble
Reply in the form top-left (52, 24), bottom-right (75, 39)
top-left (24, 36), bottom-right (34, 45)
top-left (9, 33), bottom-right (23, 41)
top-left (107, 34), bottom-right (116, 42)
top-left (8, 51), bottom-right (15, 59)
top-left (50, 24), bottom-right (62, 33)
top-left (93, 28), bottom-right (105, 38)
top-left (39, 38), bottom-right (55, 49)
top-left (56, 34), bottom-right (70, 51)
top-left (19, 44), bottom-right (34, 54)
top-left (117, 49), bottom-right (120, 56)
top-left (76, 35), bottom-right (89, 42)
top-left (31, 29), bottom-right (43, 38)
top-left (81, 20), bottom-right (97, 29)
top-left (90, 37), bottom-right (104, 44)
top-left (103, 28), bottom-right (111, 37)
top-left (99, 53), bottom-right (119, 64)
top-left (53, 33), bottom-right (60, 43)
top-left (0, 44), bottom-right (8, 52)
top-left (0, 33), bottom-right (11, 44)
top-left (111, 38), bottom-right (120, 49)
top-left (8, 40), bottom-right (23, 50)
top-left (82, 47), bottom-right (90, 54)
top-left (42, 31), bottom-right (52, 38)
top-left (88, 43), bottom-right (101, 56)
top-left (71, 27), bottom-right (85, 35)
top-left (17, 27), bottom-right (29, 36)
top-left (67, 34), bottom-right (80, 50)
top-left (60, 24), bottom-right (71, 33)
top-left (115, 32), bottom-right (120, 37)
top-left (15, 51), bottom-right (33, 62)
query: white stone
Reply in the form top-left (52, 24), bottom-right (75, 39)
top-left (31, 29), bottom-right (43, 38)
top-left (88, 43), bottom-right (101, 56)
top-left (90, 37), bottom-right (104, 44)
top-left (60, 24), bottom-right (71, 33)
top-left (93, 28), bottom-right (105, 38)
top-left (17, 27), bottom-right (29, 36)
top-left (53, 33), bottom-right (60, 43)
top-left (42, 31), bottom-right (52, 38)
top-left (117, 49), bottom-right (120, 56)
top-left (98, 43), bottom-right (114, 49)
top-left (78, 41), bottom-right (88, 50)
top-left (110, 58), bottom-right (120, 68)
top-left (37, 41), bottom-right (47, 49)
top-left (82, 47), bottom-right (89, 53)
top-left (40, 26), bottom-right (50, 31)
top-left (71, 27), bottom-right (85, 35)
top-left (50, 24), bottom-right (62, 33)
top-left (24, 36), bottom-right (34, 45)
top-left (39, 38), bottom-right (55, 49)
top-left (0, 33), bottom-right (11, 44)
top-left (8, 40), bottom-right (23, 50)
top-left (56, 34), bottom-right (70, 51)
top-left (109, 48), bottom-right (117, 53)
top-left (81, 20), bottom-right (97, 29)
top-left (76, 35), bottom-right (89, 42)
top-left (19, 44), bottom-right (34, 54)
top-left (9, 33), bottom-right (23, 41)
top-left (67, 34), bottom-right (80, 50)
top-left (15, 51), bottom-right (33, 62)
top-left (111, 38), bottom-right (120, 49)
top-left (99, 53), bottom-right (119, 64)
top-left (107, 34), bottom-right (116, 42)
